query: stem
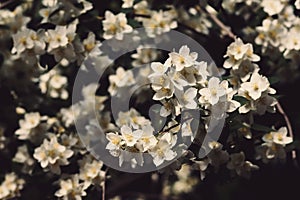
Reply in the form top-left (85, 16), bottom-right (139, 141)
top-left (0, 0), bottom-right (16, 8)
top-left (102, 168), bottom-right (109, 200)
top-left (195, 5), bottom-right (236, 39)
top-left (196, 3), bottom-right (296, 159)
top-left (276, 103), bottom-right (296, 159)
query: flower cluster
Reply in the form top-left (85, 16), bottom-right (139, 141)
top-left (0, 173), bottom-right (24, 200)
top-left (0, 0), bottom-right (299, 199)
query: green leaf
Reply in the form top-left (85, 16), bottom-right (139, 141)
top-left (233, 96), bottom-right (249, 106)
top-left (251, 123), bottom-right (274, 133)
top-left (268, 76), bottom-right (280, 85)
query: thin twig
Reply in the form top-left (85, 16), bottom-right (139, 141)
top-left (276, 103), bottom-right (296, 159)
top-left (196, 3), bottom-right (296, 159)
top-left (102, 168), bottom-right (109, 200)
top-left (0, 0), bottom-right (16, 8)
top-left (195, 5), bottom-right (236, 39)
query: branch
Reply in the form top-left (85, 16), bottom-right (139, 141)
top-left (195, 5), bottom-right (236, 39)
top-left (276, 103), bottom-right (296, 159)
top-left (0, 0), bottom-right (16, 8)
top-left (102, 168), bottom-right (109, 200)
top-left (196, 3), bottom-right (296, 159)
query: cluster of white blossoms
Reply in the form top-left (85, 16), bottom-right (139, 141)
top-left (106, 108), bottom-right (177, 167)
top-left (131, 0), bottom-right (178, 38)
top-left (141, 9), bottom-right (178, 38)
top-left (163, 164), bottom-right (198, 195)
top-left (15, 112), bottom-right (48, 143)
top-left (257, 127), bottom-right (293, 163)
top-left (149, 45), bottom-right (239, 118)
top-left (254, 1), bottom-right (300, 59)
top-left (0, 6), bottom-right (30, 39)
top-left (54, 156), bottom-right (105, 200)
top-left (11, 28), bottom-right (46, 64)
top-left (55, 174), bottom-right (88, 200)
top-left (102, 11), bottom-right (133, 40)
top-left (178, 7), bottom-right (212, 35)
top-left (193, 141), bottom-right (258, 179)
top-left (0, 173), bottom-right (25, 200)
top-left (39, 68), bottom-right (69, 99)
top-left (108, 67), bottom-right (136, 96)
top-left (1, 0), bottom-right (299, 199)
top-left (223, 38), bottom-right (277, 115)
top-left (33, 135), bottom-right (74, 174)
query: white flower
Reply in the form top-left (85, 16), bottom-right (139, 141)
top-left (224, 38), bottom-right (260, 69)
top-left (149, 72), bottom-right (170, 91)
top-left (282, 27), bottom-right (300, 52)
top-left (42, 0), bottom-right (57, 7)
top-left (262, 127), bottom-right (293, 146)
top-left (83, 32), bottom-right (102, 56)
top-left (142, 9), bottom-right (177, 37)
top-left (150, 62), bottom-right (169, 75)
top-left (181, 119), bottom-right (194, 140)
top-left (149, 133), bottom-right (177, 166)
top-left (50, 44), bottom-right (77, 63)
top-left (169, 45), bottom-right (197, 71)
top-left (206, 141), bottom-right (229, 169)
top-left (60, 134), bottom-right (78, 148)
top-left (149, 72), bottom-right (175, 100)
top-left (45, 26), bottom-right (69, 51)
top-left (102, 11), bottom-right (133, 40)
top-left (194, 61), bottom-right (210, 83)
top-left (131, 45), bottom-right (159, 67)
top-left (55, 175), bottom-right (87, 200)
top-left (13, 145), bottom-right (34, 174)
top-left (258, 127), bottom-right (292, 162)
top-left (240, 72), bottom-right (270, 100)
top-left (119, 150), bottom-right (144, 168)
top-left (60, 104), bottom-right (81, 127)
top-left (133, 1), bottom-right (150, 19)
top-left (159, 98), bottom-right (181, 117)
top-left (296, 0), bottom-right (300, 9)
top-left (175, 87), bottom-right (198, 109)
top-left (279, 6), bottom-right (297, 27)
top-left (106, 132), bottom-right (123, 157)
top-left (81, 83), bottom-right (99, 101)
top-left (167, 69), bottom-right (189, 90)
top-left (108, 67), bottom-right (136, 96)
top-left (116, 108), bottom-right (151, 129)
top-left (230, 60), bottom-right (260, 83)
top-left (120, 125), bottom-right (142, 147)
top-left (254, 94), bottom-right (277, 115)
top-left (220, 80), bottom-right (241, 112)
top-left (0, 126), bottom-right (6, 150)
top-left (33, 136), bottom-right (74, 174)
top-left (15, 112), bottom-right (48, 143)
top-left (261, 0), bottom-right (285, 16)
top-left (11, 29), bottom-right (34, 54)
top-left (39, 69), bottom-right (69, 100)
top-left (153, 84), bottom-right (175, 101)
top-left (79, 156), bottom-right (105, 187)
top-left (0, 173), bottom-right (24, 200)
top-left (122, 0), bottom-right (134, 8)
top-left (227, 152), bottom-right (259, 178)
top-left (136, 124), bottom-right (158, 152)
top-left (199, 77), bottom-right (226, 105)
top-left (255, 19), bottom-right (287, 50)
